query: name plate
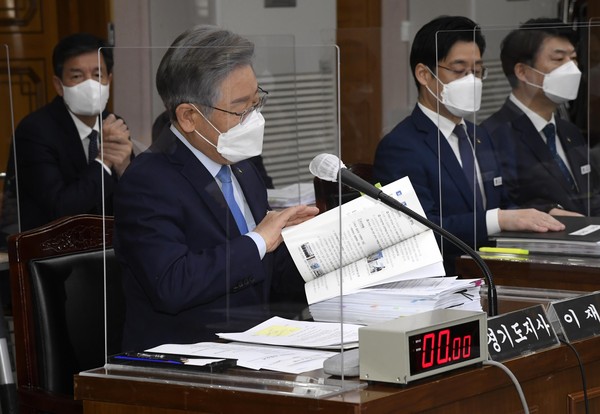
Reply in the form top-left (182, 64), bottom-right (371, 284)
top-left (487, 304), bottom-right (559, 361)
top-left (546, 292), bottom-right (600, 342)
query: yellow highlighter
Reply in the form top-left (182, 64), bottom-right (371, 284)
top-left (479, 247), bottom-right (529, 255)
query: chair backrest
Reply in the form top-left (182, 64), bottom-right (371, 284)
top-left (8, 214), bottom-right (125, 414)
top-left (313, 163), bottom-right (374, 213)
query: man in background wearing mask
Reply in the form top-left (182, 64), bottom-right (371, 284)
top-left (6, 32), bottom-right (133, 231)
top-left (482, 18), bottom-right (600, 216)
top-left (373, 16), bottom-right (563, 273)
top-left (113, 25), bottom-right (318, 351)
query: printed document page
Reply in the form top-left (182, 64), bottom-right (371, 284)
top-left (282, 177), bottom-right (445, 304)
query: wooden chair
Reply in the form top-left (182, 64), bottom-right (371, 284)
top-left (8, 214), bottom-right (125, 414)
top-left (313, 163), bottom-right (375, 213)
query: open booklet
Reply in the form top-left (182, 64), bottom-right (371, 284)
top-left (282, 176), bottom-right (445, 305)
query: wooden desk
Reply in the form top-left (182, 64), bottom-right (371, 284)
top-left (456, 253), bottom-right (600, 292)
top-left (75, 335), bottom-right (600, 413)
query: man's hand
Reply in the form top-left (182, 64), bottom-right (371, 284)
top-left (498, 208), bottom-right (565, 232)
top-left (101, 114), bottom-right (133, 176)
top-left (254, 205), bottom-right (319, 252)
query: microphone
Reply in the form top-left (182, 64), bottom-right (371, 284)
top-left (309, 153), bottom-right (498, 316)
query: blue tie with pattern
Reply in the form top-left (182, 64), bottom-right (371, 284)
top-left (217, 165), bottom-right (248, 234)
top-left (543, 123), bottom-right (578, 192)
top-left (88, 130), bottom-right (99, 164)
top-left (454, 124), bottom-right (484, 208)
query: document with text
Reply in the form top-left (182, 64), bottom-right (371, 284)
top-left (282, 177), bottom-right (445, 304)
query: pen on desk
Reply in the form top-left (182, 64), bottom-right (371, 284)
top-left (479, 247), bottom-right (529, 255)
top-left (115, 352), bottom-right (186, 365)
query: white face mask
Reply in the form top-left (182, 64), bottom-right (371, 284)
top-left (426, 69), bottom-right (482, 118)
top-left (61, 79), bottom-right (110, 116)
top-left (526, 61), bottom-right (582, 104)
top-left (525, 60), bottom-right (581, 104)
top-left (191, 104), bottom-right (265, 163)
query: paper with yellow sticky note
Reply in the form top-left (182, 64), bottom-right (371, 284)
top-left (217, 316), bottom-right (360, 349)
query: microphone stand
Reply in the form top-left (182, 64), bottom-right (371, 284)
top-left (368, 188), bottom-right (498, 316)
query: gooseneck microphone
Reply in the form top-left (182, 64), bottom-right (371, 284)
top-left (309, 153), bottom-right (498, 316)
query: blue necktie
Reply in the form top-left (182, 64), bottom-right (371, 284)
top-left (543, 123), bottom-right (578, 192)
top-left (217, 165), bottom-right (248, 234)
top-left (454, 125), bottom-right (484, 208)
top-left (88, 130), bottom-right (99, 164)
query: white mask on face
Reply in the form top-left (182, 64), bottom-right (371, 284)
top-left (426, 69), bottom-right (482, 118)
top-left (191, 104), bottom-right (265, 163)
top-left (61, 79), bottom-right (110, 116)
top-left (525, 61), bottom-right (582, 104)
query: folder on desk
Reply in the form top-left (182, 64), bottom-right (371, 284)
top-left (489, 216), bottom-right (600, 257)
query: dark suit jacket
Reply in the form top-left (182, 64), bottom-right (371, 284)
top-left (7, 96), bottom-right (116, 231)
top-left (373, 105), bottom-right (513, 268)
top-left (481, 98), bottom-right (600, 215)
top-left (114, 128), bottom-right (302, 351)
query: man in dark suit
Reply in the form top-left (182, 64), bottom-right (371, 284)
top-left (373, 16), bottom-right (563, 272)
top-left (481, 18), bottom-right (600, 216)
top-left (6, 33), bottom-right (133, 231)
top-left (114, 25), bottom-right (318, 351)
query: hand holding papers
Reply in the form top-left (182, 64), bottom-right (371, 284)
top-left (282, 177), bottom-right (445, 305)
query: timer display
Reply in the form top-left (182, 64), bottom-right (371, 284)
top-left (359, 309), bottom-right (487, 384)
top-left (408, 320), bottom-right (482, 375)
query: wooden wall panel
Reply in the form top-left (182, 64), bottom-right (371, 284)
top-left (336, 0), bottom-right (382, 165)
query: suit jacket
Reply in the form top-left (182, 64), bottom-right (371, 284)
top-left (373, 105), bottom-right (513, 265)
top-left (114, 128), bottom-right (302, 351)
top-left (7, 96), bottom-right (116, 231)
top-left (482, 98), bottom-right (600, 215)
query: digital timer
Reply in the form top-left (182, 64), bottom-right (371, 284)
top-left (359, 309), bottom-right (487, 384)
top-left (408, 319), bottom-right (481, 375)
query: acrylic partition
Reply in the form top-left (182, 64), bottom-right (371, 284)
top-left (96, 41), bottom-right (369, 397)
top-left (0, 45), bottom-right (16, 244)
top-left (0, 43), bottom-right (14, 322)
top-left (426, 21), bottom-right (599, 278)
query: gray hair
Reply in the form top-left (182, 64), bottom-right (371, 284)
top-left (156, 25), bottom-right (255, 121)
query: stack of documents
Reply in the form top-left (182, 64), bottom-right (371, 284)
top-left (308, 277), bottom-right (483, 325)
top-left (490, 216), bottom-right (600, 257)
top-left (267, 182), bottom-right (315, 208)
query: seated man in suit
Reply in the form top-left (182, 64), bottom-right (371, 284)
top-left (114, 25), bottom-right (319, 351)
top-left (5, 33), bottom-right (133, 231)
top-left (373, 15), bottom-right (564, 273)
top-left (481, 18), bottom-right (600, 216)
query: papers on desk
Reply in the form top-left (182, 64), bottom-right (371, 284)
top-left (216, 316), bottom-right (360, 349)
top-left (267, 182), bottom-right (315, 208)
top-left (147, 317), bottom-right (361, 374)
top-left (147, 342), bottom-right (336, 374)
top-left (308, 277), bottom-right (483, 325)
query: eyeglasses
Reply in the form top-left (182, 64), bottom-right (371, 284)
top-left (206, 86), bottom-right (269, 124)
top-left (438, 65), bottom-right (488, 80)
